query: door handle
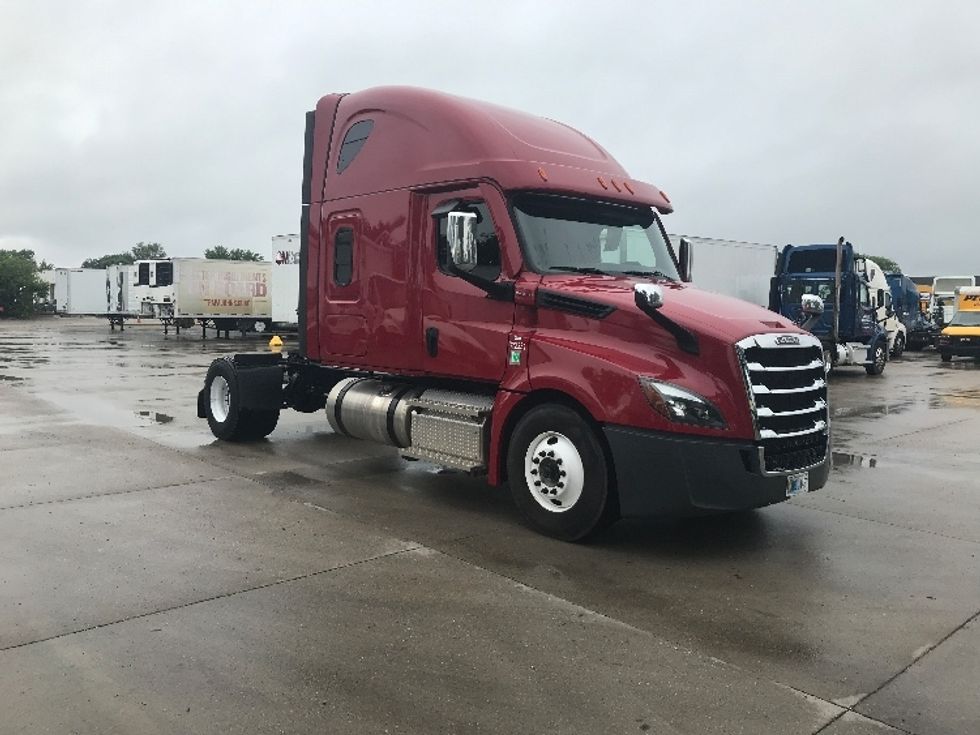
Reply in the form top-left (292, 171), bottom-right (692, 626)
top-left (425, 327), bottom-right (439, 357)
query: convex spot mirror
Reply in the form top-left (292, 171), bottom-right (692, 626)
top-left (801, 293), bottom-right (824, 315)
top-left (635, 283), bottom-right (664, 311)
top-left (447, 211), bottom-right (478, 270)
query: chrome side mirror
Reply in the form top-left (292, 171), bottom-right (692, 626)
top-left (634, 283), bottom-right (664, 311)
top-left (447, 211), bottom-right (478, 269)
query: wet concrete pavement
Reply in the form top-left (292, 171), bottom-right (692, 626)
top-left (0, 318), bottom-right (977, 734)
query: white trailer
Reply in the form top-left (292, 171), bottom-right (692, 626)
top-left (131, 259), bottom-right (176, 317)
top-left (36, 270), bottom-right (57, 312)
top-left (169, 258), bottom-right (272, 336)
top-left (53, 268), bottom-right (107, 315)
top-left (105, 264), bottom-right (139, 329)
top-left (271, 234), bottom-right (300, 329)
top-left (126, 258), bottom-right (272, 336)
top-left (671, 235), bottom-right (778, 307)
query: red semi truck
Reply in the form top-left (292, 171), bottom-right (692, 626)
top-left (198, 87), bottom-right (830, 540)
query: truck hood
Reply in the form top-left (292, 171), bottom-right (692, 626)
top-left (538, 274), bottom-right (800, 343)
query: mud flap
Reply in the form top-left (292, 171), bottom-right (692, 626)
top-left (236, 364), bottom-right (285, 412)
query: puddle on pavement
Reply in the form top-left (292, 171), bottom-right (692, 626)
top-left (929, 389), bottom-right (980, 410)
top-left (136, 410), bottom-right (175, 424)
top-left (831, 399), bottom-right (917, 419)
top-left (832, 451), bottom-right (878, 469)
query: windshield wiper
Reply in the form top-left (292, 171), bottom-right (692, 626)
top-left (547, 265), bottom-right (609, 275)
top-left (620, 270), bottom-right (676, 280)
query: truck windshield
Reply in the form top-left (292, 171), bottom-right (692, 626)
top-left (512, 193), bottom-right (679, 279)
top-left (780, 278), bottom-right (835, 306)
top-left (949, 311), bottom-right (980, 327)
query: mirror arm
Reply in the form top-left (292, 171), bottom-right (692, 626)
top-left (447, 262), bottom-right (514, 301)
top-left (634, 293), bottom-right (699, 355)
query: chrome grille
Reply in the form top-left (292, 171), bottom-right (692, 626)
top-left (736, 333), bottom-right (829, 474)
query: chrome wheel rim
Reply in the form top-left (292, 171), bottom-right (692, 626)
top-left (210, 376), bottom-right (231, 423)
top-left (524, 431), bottom-right (584, 513)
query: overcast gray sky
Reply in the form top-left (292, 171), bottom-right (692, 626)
top-left (2, 1), bottom-right (978, 276)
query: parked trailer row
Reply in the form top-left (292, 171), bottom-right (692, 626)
top-left (48, 255), bottom-right (300, 336)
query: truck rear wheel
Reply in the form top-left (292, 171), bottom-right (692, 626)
top-left (507, 405), bottom-right (614, 541)
top-left (204, 359), bottom-right (279, 441)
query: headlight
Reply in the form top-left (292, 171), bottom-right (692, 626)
top-left (638, 377), bottom-right (726, 428)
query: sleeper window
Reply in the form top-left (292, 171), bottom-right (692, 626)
top-left (337, 120), bottom-right (374, 174)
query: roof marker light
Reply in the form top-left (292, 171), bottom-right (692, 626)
top-left (537, 167), bottom-right (548, 182)
top-left (623, 181), bottom-right (634, 195)
top-left (597, 176), bottom-right (608, 190)
top-left (610, 179), bottom-right (621, 192)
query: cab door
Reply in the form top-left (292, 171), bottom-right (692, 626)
top-left (420, 184), bottom-right (515, 382)
top-left (855, 280), bottom-right (878, 339)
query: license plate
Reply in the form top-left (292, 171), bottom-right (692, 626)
top-left (786, 472), bottom-right (809, 497)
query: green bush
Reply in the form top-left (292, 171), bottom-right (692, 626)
top-left (0, 250), bottom-right (47, 318)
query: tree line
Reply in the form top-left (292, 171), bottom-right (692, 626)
top-left (0, 242), bottom-right (264, 318)
top-left (81, 242), bottom-right (263, 269)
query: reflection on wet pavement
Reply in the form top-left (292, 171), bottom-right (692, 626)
top-left (832, 451), bottom-right (878, 469)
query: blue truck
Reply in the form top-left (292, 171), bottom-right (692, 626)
top-left (885, 272), bottom-right (938, 351)
top-left (769, 241), bottom-right (889, 375)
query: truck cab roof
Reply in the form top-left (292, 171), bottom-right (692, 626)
top-left (309, 86), bottom-right (672, 212)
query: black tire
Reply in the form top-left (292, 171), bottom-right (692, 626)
top-left (243, 410), bottom-right (280, 439)
top-left (203, 358), bottom-right (279, 441)
top-left (940, 352), bottom-right (952, 363)
top-left (891, 333), bottom-right (905, 358)
top-left (865, 342), bottom-right (887, 375)
top-left (507, 405), bottom-right (615, 541)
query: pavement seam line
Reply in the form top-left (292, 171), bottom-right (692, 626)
top-left (429, 543), bottom-right (851, 727)
top-left (0, 476), bottom-right (236, 513)
top-left (844, 607), bottom-right (980, 714)
top-left (811, 708), bottom-right (915, 735)
top-left (873, 416), bottom-right (972, 443)
top-left (0, 545), bottom-right (422, 654)
top-left (793, 501), bottom-right (980, 545)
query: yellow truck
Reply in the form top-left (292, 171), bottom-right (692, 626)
top-left (937, 286), bottom-right (980, 362)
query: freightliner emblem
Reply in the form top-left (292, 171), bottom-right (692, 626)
top-left (775, 335), bottom-right (801, 346)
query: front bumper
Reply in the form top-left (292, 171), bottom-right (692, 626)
top-left (604, 426), bottom-right (830, 517)
top-left (937, 340), bottom-right (980, 357)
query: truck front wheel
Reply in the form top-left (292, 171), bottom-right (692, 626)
top-left (891, 333), bottom-right (905, 358)
top-left (204, 359), bottom-right (279, 441)
top-left (507, 405), bottom-right (614, 541)
top-left (865, 343), bottom-right (887, 375)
